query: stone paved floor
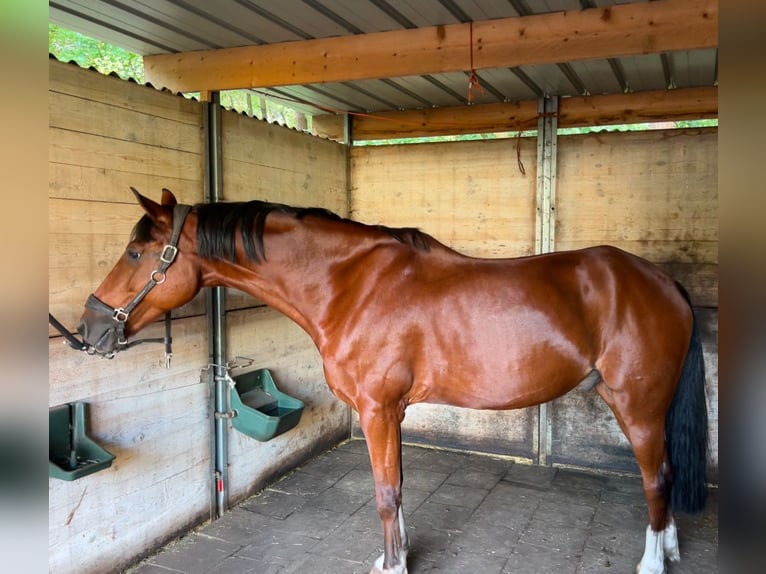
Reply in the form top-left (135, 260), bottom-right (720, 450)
top-left (128, 439), bottom-right (718, 574)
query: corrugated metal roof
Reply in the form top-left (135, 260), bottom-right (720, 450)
top-left (49, 0), bottom-right (718, 117)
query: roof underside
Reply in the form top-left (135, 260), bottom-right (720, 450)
top-left (49, 0), bottom-right (718, 117)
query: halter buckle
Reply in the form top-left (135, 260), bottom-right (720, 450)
top-left (113, 308), bottom-right (129, 323)
top-left (160, 244), bottom-right (178, 264)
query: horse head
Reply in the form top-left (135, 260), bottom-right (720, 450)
top-left (77, 188), bottom-right (200, 357)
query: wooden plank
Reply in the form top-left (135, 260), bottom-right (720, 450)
top-left (50, 90), bottom-right (202, 154)
top-left (397, 403), bottom-right (537, 460)
top-left (221, 111), bottom-right (347, 212)
top-left (555, 128), bottom-right (718, 264)
top-left (144, 0), bottom-right (718, 92)
top-left (351, 138), bottom-right (537, 258)
top-left (49, 59), bottom-right (201, 126)
top-left (49, 163), bottom-right (202, 204)
top-left (316, 87), bottom-right (718, 141)
top-left (557, 86), bottom-right (718, 128)
top-left (50, 128), bottom-right (202, 182)
top-left (658, 262), bottom-right (718, 308)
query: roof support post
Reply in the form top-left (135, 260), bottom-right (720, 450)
top-left (344, 114), bottom-right (354, 219)
top-left (534, 95), bottom-right (558, 466)
top-left (203, 92), bottom-right (229, 519)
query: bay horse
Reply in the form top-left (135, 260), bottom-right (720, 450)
top-left (78, 188), bottom-right (708, 574)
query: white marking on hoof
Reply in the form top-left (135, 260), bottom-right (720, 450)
top-left (636, 525), bottom-right (666, 574)
top-left (369, 551), bottom-right (408, 574)
top-left (662, 516), bottom-right (680, 562)
top-left (398, 506), bottom-right (409, 552)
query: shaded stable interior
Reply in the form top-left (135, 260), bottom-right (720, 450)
top-left (48, 2), bottom-right (717, 571)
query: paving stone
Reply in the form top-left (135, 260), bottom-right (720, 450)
top-left (409, 448), bottom-right (471, 474)
top-left (297, 447), bottom-right (367, 481)
top-left (520, 520), bottom-right (589, 554)
top-left (128, 563), bottom-right (186, 574)
top-left (240, 489), bottom-right (305, 519)
top-left (234, 529), bottom-right (318, 566)
top-left (307, 480), bottom-right (373, 515)
top-left (282, 552), bottom-right (369, 574)
top-left (577, 543), bottom-right (639, 573)
top-left (147, 533), bottom-right (239, 574)
top-left (502, 542), bottom-right (579, 574)
top-left (401, 487), bottom-right (432, 516)
top-left (428, 482), bottom-right (490, 510)
top-left (447, 514), bottom-right (520, 557)
top-left (585, 518), bottom-right (646, 558)
top-left (309, 511), bottom-right (383, 562)
top-left (402, 466), bottom-right (449, 492)
top-left (533, 498), bottom-right (595, 528)
top-left (428, 548), bottom-right (509, 574)
top-left (207, 555), bottom-right (281, 574)
top-left (276, 505), bottom-right (350, 540)
top-left (502, 463), bottom-right (557, 488)
top-left (445, 466), bottom-right (504, 490)
top-left (199, 507), bottom-right (282, 546)
top-left (270, 468), bottom-right (337, 496)
top-left (554, 468), bottom-right (611, 492)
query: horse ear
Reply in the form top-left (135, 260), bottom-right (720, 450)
top-left (131, 187), bottom-right (171, 225)
top-left (160, 188), bottom-right (178, 207)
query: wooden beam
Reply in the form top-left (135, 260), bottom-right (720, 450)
top-left (144, 0), bottom-right (718, 93)
top-left (312, 86), bottom-right (717, 140)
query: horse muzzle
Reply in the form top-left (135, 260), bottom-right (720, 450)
top-left (77, 294), bottom-right (123, 357)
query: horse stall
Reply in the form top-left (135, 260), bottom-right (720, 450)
top-left (48, 5), bottom-right (718, 572)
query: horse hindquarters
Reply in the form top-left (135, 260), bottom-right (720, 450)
top-left (596, 286), bottom-right (707, 573)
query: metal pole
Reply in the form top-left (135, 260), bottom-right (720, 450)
top-left (203, 93), bottom-right (228, 519)
top-left (535, 95), bottom-right (558, 467)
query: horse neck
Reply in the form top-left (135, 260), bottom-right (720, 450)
top-left (196, 213), bottom-right (381, 344)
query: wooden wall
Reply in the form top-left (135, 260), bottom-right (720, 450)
top-left (349, 129), bottom-right (718, 479)
top-left (48, 59), bottom-right (349, 574)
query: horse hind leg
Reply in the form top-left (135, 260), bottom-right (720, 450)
top-left (594, 382), bottom-right (674, 574)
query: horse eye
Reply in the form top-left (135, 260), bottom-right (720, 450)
top-left (127, 249), bottom-right (141, 261)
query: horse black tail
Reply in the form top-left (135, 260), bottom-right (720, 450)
top-left (666, 284), bottom-right (709, 513)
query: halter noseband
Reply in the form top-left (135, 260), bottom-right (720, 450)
top-left (83, 203), bottom-right (192, 366)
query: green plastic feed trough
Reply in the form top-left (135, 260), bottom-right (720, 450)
top-left (49, 402), bottom-right (116, 481)
top-left (229, 369), bottom-right (304, 441)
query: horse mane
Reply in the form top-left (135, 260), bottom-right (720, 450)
top-left (192, 200), bottom-right (430, 263)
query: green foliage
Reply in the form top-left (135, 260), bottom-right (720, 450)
top-left (49, 23), bottom-right (144, 82)
top-left (48, 23), bottom-right (306, 128)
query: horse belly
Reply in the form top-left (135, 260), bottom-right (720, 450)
top-left (409, 321), bottom-right (591, 411)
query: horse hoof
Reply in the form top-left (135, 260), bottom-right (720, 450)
top-left (635, 561), bottom-right (665, 574)
top-left (369, 552), bottom-right (408, 574)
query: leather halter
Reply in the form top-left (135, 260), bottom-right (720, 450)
top-left (51, 203), bottom-right (192, 367)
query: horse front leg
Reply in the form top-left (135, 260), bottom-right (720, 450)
top-left (359, 405), bottom-right (409, 574)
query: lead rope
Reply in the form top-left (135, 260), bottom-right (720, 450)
top-left (48, 312), bottom-right (87, 351)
